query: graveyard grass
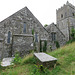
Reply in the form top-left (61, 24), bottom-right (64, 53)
top-left (0, 42), bottom-right (75, 75)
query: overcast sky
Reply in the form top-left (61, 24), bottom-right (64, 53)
top-left (0, 0), bottom-right (75, 25)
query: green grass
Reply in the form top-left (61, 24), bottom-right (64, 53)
top-left (0, 42), bottom-right (75, 75)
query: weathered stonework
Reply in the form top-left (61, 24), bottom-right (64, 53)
top-left (0, 7), bottom-right (49, 59)
top-left (12, 34), bottom-right (33, 57)
top-left (0, 1), bottom-right (75, 59)
top-left (56, 1), bottom-right (75, 41)
top-left (0, 39), bottom-right (3, 60)
top-left (45, 23), bottom-right (66, 50)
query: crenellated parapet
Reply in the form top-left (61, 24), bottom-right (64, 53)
top-left (57, 1), bottom-right (75, 12)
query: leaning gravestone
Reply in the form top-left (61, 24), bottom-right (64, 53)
top-left (1, 57), bottom-right (14, 67)
top-left (34, 52), bottom-right (57, 67)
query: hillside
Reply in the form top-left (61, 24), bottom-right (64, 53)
top-left (0, 42), bottom-right (75, 75)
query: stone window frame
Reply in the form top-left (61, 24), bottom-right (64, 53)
top-left (34, 32), bottom-right (39, 42)
top-left (51, 32), bottom-right (56, 41)
top-left (7, 31), bottom-right (11, 43)
top-left (23, 22), bottom-right (26, 34)
top-left (61, 14), bottom-right (63, 18)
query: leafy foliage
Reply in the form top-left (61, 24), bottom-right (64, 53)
top-left (55, 41), bottom-right (60, 48)
top-left (71, 27), bottom-right (75, 39)
top-left (49, 45), bottom-right (52, 51)
top-left (12, 53), bottom-right (22, 65)
top-left (31, 65), bottom-right (50, 75)
top-left (0, 42), bottom-right (75, 75)
top-left (66, 39), bottom-right (75, 44)
top-left (43, 40), bottom-right (47, 52)
top-left (67, 27), bottom-right (75, 44)
top-left (44, 24), bottom-right (48, 27)
top-left (40, 40), bottom-right (42, 52)
top-left (32, 29), bottom-right (34, 35)
top-left (0, 62), bottom-right (2, 69)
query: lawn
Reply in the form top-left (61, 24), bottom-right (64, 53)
top-left (0, 42), bottom-right (75, 75)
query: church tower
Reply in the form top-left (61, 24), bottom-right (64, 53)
top-left (56, 1), bottom-right (75, 41)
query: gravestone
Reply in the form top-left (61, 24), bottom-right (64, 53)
top-left (34, 52), bottom-right (57, 67)
top-left (1, 57), bottom-right (14, 67)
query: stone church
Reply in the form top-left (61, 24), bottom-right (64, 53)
top-left (0, 1), bottom-right (75, 59)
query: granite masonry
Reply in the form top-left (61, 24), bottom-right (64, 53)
top-left (0, 1), bottom-right (75, 59)
top-left (45, 23), bottom-right (66, 50)
top-left (0, 7), bottom-right (49, 59)
top-left (56, 1), bottom-right (75, 41)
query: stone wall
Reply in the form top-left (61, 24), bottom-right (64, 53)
top-left (0, 6), bottom-right (49, 59)
top-left (0, 39), bottom-right (3, 60)
top-left (56, 1), bottom-right (75, 41)
top-left (12, 34), bottom-right (33, 57)
top-left (45, 23), bottom-right (66, 50)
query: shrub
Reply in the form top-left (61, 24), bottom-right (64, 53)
top-left (43, 40), bottom-right (47, 52)
top-left (66, 39), bottom-right (75, 44)
top-left (44, 24), bottom-right (48, 27)
top-left (12, 53), bottom-right (22, 65)
top-left (32, 29), bottom-right (34, 35)
top-left (40, 40), bottom-right (42, 52)
top-left (50, 45), bottom-right (52, 51)
top-left (55, 41), bottom-right (60, 48)
top-left (0, 62), bottom-right (2, 69)
top-left (31, 65), bottom-right (50, 75)
top-left (71, 27), bottom-right (75, 39)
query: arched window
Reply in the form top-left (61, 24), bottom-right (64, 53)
top-left (23, 23), bottom-right (26, 33)
top-left (7, 31), bottom-right (11, 43)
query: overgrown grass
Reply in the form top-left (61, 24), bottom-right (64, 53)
top-left (0, 42), bottom-right (75, 75)
top-left (48, 42), bottom-right (75, 75)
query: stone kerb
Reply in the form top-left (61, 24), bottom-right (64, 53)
top-left (34, 52), bottom-right (57, 67)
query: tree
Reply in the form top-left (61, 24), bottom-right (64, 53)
top-left (44, 24), bottom-right (48, 27)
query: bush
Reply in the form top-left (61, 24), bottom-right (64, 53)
top-left (50, 45), bottom-right (52, 51)
top-left (0, 63), bottom-right (2, 69)
top-left (43, 40), bottom-right (47, 52)
top-left (44, 24), bottom-right (48, 27)
top-left (71, 27), bottom-right (75, 39)
top-left (31, 65), bottom-right (50, 75)
top-left (0, 61), bottom-right (3, 70)
top-left (40, 40), bottom-right (42, 52)
top-left (32, 29), bottom-right (34, 35)
top-left (55, 41), bottom-right (60, 48)
top-left (12, 53), bottom-right (22, 65)
top-left (66, 39), bottom-right (75, 44)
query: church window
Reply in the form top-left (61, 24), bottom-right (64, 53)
top-left (7, 31), bottom-right (11, 43)
top-left (72, 13), bottom-right (74, 16)
top-left (61, 14), bottom-right (63, 18)
top-left (51, 33), bottom-right (56, 41)
top-left (35, 33), bottom-right (38, 42)
top-left (23, 23), bottom-right (26, 33)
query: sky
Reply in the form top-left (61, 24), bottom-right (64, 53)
top-left (0, 0), bottom-right (75, 25)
